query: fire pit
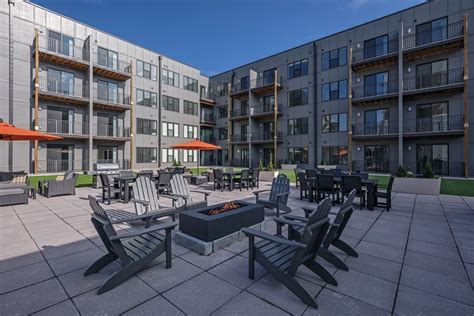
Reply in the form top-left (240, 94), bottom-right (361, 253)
top-left (176, 200), bottom-right (264, 255)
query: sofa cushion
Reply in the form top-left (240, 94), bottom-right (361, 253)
top-left (11, 174), bottom-right (27, 184)
top-left (0, 188), bottom-right (25, 196)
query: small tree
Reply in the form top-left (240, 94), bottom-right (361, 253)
top-left (423, 164), bottom-right (435, 179)
top-left (258, 158), bottom-right (264, 171)
top-left (396, 165), bottom-right (408, 177)
top-left (267, 160), bottom-right (274, 171)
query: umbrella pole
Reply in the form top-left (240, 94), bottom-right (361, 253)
top-left (197, 150), bottom-right (200, 175)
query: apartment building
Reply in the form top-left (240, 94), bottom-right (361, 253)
top-left (1, 0), bottom-right (473, 177)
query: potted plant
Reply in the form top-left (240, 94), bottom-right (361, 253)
top-left (281, 158), bottom-right (297, 170)
top-left (392, 164), bottom-right (441, 195)
top-left (259, 160), bottom-right (279, 182)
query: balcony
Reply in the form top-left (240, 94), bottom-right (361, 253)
top-left (92, 52), bottom-right (131, 81)
top-left (229, 134), bottom-right (249, 144)
top-left (352, 80), bottom-right (398, 105)
top-left (93, 124), bottom-right (131, 141)
top-left (403, 21), bottom-right (464, 59)
top-left (93, 88), bottom-right (131, 112)
top-left (352, 37), bottom-right (399, 71)
top-left (403, 115), bottom-right (464, 137)
top-left (251, 131), bottom-right (283, 144)
top-left (250, 76), bottom-right (282, 95)
top-left (230, 82), bottom-right (249, 99)
top-left (251, 103), bottom-right (283, 120)
top-left (200, 113), bottom-right (216, 127)
top-left (403, 68), bottom-right (464, 97)
top-left (201, 135), bottom-right (217, 144)
top-left (36, 34), bottom-right (89, 71)
top-left (230, 107), bottom-right (250, 121)
top-left (35, 159), bottom-right (89, 174)
top-left (37, 119), bottom-right (89, 139)
top-left (352, 121), bottom-right (399, 139)
top-left (200, 91), bottom-right (216, 106)
top-left (37, 77), bottom-right (89, 106)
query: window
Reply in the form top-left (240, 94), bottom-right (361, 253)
top-left (184, 125), bottom-right (198, 139)
top-left (365, 109), bottom-right (389, 135)
top-left (162, 95), bottom-right (179, 112)
top-left (183, 76), bottom-right (198, 92)
top-left (416, 59), bottom-right (448, 89)
top-left (47, 30), bottom-right (74, 57)
top-left (416, 17), bottom-right (448, 47)
top-left (322, 80), bottom-right (347, 101)
top-left (97, 47), bottom-right (118, 70)
top-left (288, 88), bottom-right (308, 106)
top-left (162, 148), bottom-right (179, 163)
top-left (183, 149), bottom-right (198, 162)
top-left (288, 117), bottom-right (308, 135)
top-left (321, 47), bottom-right (347, 70)
top-left (365, 145), bottom-right (389, 173)
top-left (161, 69), bottom-right (180, 87)
top-left (216, 83), bottom-right (228, 97)
top-left (183, 100), bottom-right (198, 116)
top-left (364, 35), bottom-right (388, 59)
top-left (262, 96), bottom-right (274, 112)
top-left (136, 147), bottom-right (157, 163)
top-left (240, 76), bottom-right (249, 90)
top-left (218, 128), bottom-right (228, 140)
top-left (262, 68), bottom-right (276, 85)
top-left (97, 80), bottom-right (118, 103)
top-left (47, 69), bottom-right (75, 96)
top-left (321, 146), bottom-right (348, 165)
top-left (417, 144), bottom-right (448, 175)
top-left (137, 60), bottom-right (157, 80)
top-left (288, 59), bottom-right (308, 79)
top-left (136, 89), bottom-right (157, 107)
top-left (136, 118), bottom-right (157, 135)
top-left (322, 113), bottom-right (347, 132)
top-left (162, 122), bottom-right (179, 137)
top-left (288, 147), bottom-right (308, 164)
top-left (416, 102), bottom-right (448, 132)
top-left (364, 72), bottom-right (388, 97)
top-left (218, 107), bottom-right (227, 119)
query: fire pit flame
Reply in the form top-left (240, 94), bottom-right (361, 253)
top-left (208, 201), bottom-right (240, 215)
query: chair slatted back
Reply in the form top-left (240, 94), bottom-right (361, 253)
top-left (288, 198), bottom-right (332, 274)
top-left (332, 168), bottom-right (342, 177)
top-left (355, 171), bottom-right (369, 180)
top-left (132, 177), bottom-right (161, 215)
top-left (387, 175), bottom-right (395, 191)
top-left (297, 172), bottom-right (308, 188)
top-left (99, 173), bottom-right (111, 188)
top-left (158, 172), bottom-right (172, 185)
top-left (317, 174), bottom-right (334, 189)
top-left (252, 169), bottom-right (260, 179)
top-left (137, 170), bottom-right (153, 180)
top-left (119, 170), bottom-right (134, 178)
top-left (332, 189), bottom-right (356, 240)
top-left (213, 169), bottom-right (224, 181)
top-left (269, 174), bottom-right (290, 205)
top-left (305, 169), bottom-right (317, 179)
top-left (241, 169), bottom-right (250, 180)
top-left (88, 195), bottom-right (130, 264)
top-left (341, 175), bottom-right (362, 193)
top-left (170, 174), bottom-right (192, 208)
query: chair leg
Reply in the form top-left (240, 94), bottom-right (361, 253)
top-left (84, 253), bottom-right (117, 276)
top-left (165, 230), bottom-right (172, 269)
top-left (332, 239), bottom-right (359, 257)
top-left (248, 236), bottom-right (255, 279)
top-left (304, 260), bottom-right (338, 286)
top-left (318, 247), bottom-right (349, 271)
top-left (271, 266), bottom-right (318, 308)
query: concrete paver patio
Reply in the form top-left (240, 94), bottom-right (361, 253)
top-left (1, 183), bottom-right (474, 315)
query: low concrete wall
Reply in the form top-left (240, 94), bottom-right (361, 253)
top-left (259, 171), bottom-right (279, 182)
top-left (281, 164), bottom-right (297, 170)
top-left (392, 177), bottom-right (441, 195)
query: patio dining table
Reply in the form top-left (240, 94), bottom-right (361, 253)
top-left (223, 171), bottom-right (242, 191)
top-left (113, 175), bottom-right (137, 203)
top-left (307, 176), bottom-right (378, 210)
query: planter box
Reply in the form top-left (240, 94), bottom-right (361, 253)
top-left (317, 165), bottom-right (337, 170)
top-left (392, 177), bottom-right (441, 195)
top-left (259, 170), bottom-right (279, 182)
top-left (281, 164), bottom-right (297, 170)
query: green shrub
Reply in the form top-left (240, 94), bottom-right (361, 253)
top-left (423, 164), bottom-right (435, 179)
top-left (267, 160), bottom-right (274, 171)
top-left (258, 158), bottom-right (264, 171)
top-left (396, 165), bottom-right (408, 177)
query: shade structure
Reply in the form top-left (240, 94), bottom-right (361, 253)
top-left (171, 139), bottom-right (221, 175)
top-left (0, 122), bottom-right (63, 141)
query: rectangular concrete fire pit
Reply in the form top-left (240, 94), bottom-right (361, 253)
top-left (175, 201), bottom-right (264, 255)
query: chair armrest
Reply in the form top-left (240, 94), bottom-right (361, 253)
top-left (274, 217), bottom-right (307, 228)
top-left (190, 190), bottom-right (210, 196)
top-left (283, 214), bottom-right (308, 222)
top-left (159, 194), bottom-right (180, 201)
top-left (329, 222), bottom-right (340, 228)
top-left (241, 228), bottom-right (306, 248)
top-left (253, 189), bottom-right (270, 196)
top-left (276, 191), bottom-right (290, 197)
top-left (168, 193), bottom-right (189, 199)
top-left (110, 222), bottom-right (177, 240)
top-left (109, 212), bottom-right (158, 224)
top-left (132, 199), bottom-right (149, 206)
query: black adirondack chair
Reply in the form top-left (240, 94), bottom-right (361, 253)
top-left (85, 195), bottom-right (177, 294)
top-left (242, 198), bottom-right (333, 308)
top-left (376, 175), bottom-right (394, 211)
top-left (156, 171), bottom-right (172, 194)
top-left (100, 173), bottom-right (122, 205)
top-left (254, 174), bottom-right (291, 217)
top-left (169, 174), bottom-right (209, 211)
top-left (341, 175), bottom-right (365, 209)
top-left (297, 171), bottom-right (310, 200)
top-left (132, 176), bottom-right (178, 222)
top-left (316, 174), bottom-right (340, 205)
top-left (213, 169), bottom-right (229, 191)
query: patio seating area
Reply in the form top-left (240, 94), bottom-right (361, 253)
top-left (1, 177), bottom-right (474, 315)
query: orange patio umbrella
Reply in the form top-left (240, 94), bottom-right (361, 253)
top-left (171, 139), bottom-right (221, 174)
top-left (0, 121), bottom-right (63, 141)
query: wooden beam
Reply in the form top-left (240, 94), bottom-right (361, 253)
top-left (129, 61), bottom-right (134, 170)
top-left (348, 48), bottom-right (353, 172)
top-left (463, 14), bottom-right (469, 177)
top-left (34, 30), bottom-right (39, 175)
top-left (273, 69), bottom-right (278, 167)
top-left (227, 82), bottom-right (232, 165)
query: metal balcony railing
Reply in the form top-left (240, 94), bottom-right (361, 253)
top-left (92, 51), bottom-right (131, 74)
top-left (352, 80), bottom-right (399, 99)
top-left (230, 134), bottom-right (249, 142)
top-left (352, 37), bottom-right (399, 63)
top-left (200, 91), bottom-right (216, 102)
top-left (231, 81), bottom-right (250, 94)
top-left (200, 113), bottom-right (216, 124)
top-left (93, 87), bottom-right (130, 106)
top-left (231, 107), bottom-right (250, 118)
top-left (38, 77), bottom-right (89, 99)
top-left (93, 124), bottom-right (130, 138)
top-left (35, 159), bottom-right (88, 173)
top-left (251, 131), bottom-right (282, 142)
top-left (352, 160), bottom-right (399, 174)
top-left (37, 34), bottom-right (89, 62)
top-left (404, 160), bottom-right (464, 177)
top-left (37, 119), bottom-right (89, 136)
top-left (403, 20), bottom-right (464, 51)
top-left (251, 75), bottom-right (282, 89)
top-left (403, 68), bottom-right (464, 92)
top-left (403, 115), bottom-right (464, 134)
top-left (352, 121), bottom-right (399, 136)
top-left (252, 103), bottom-right (282, 115)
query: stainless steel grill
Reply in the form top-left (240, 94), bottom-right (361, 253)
top-left (91, 162), bottom-right (120, 188)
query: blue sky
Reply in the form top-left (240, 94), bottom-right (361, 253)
top-left (33, 0), bottom-right (424, 76)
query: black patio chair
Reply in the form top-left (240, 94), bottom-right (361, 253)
top-left (316, 174), bottom-right (339, 205)
top-left (137, 170), bottom-right (153, 180)
top-left (237, 169), bottom-right (251, 191)
top-left (157, 171), bottom-right (172, 194)
top-left (354, 171), bottom-right (369, 180)
top-left (100, 173), bottom-right (122, 205)
top-left (251, 169), bottom-right (260, 189)
top-left (294, 168), bottom-right (301, 188)
top-left (213, 169), bottom-right (229, 191)
top-left (85, 195), bottom-right (177, 294)
top-left (376, 175), bottom-right (395, 211)
top-left (305, 169), bottom-right (317, 179)
top-left (254, 174), bottom-right (291, 217)
top-left (297, 171), bottom-right (310, 200)
top-left (341, 175), bottom-right (365, 209)
top-left (242, 197), bottom-right (333, 308)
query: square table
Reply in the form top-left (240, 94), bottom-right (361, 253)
top-left (113, 175), bottom-right (136, 203)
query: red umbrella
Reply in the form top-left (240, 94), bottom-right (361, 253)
top-left (171, 139), bottom-right (221, 174)
top-left (0, 121), bottom-right (63, 141)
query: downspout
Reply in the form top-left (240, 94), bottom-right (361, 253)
top-left (8, 0), bottom-right (15, 172)
top-left (158, 55), bottom-right (163, 168)
top-left (313, 42), bottom-right (318, 168)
